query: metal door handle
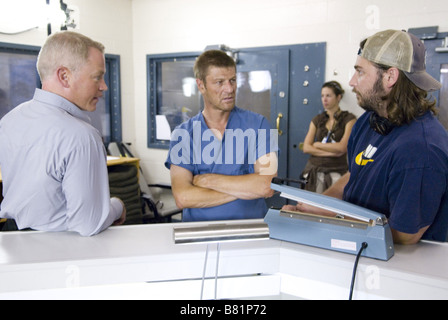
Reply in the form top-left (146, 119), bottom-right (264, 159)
top-left (276, 113), bottom-right (283, 136)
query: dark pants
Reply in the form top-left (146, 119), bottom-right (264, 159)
top-left (1, 219), bottom-right (32, 232)
top-left (1, 219), bottom-right (19, 231)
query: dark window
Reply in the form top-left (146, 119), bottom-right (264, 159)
top-left (0, 43), bottom-right (40, 119)
top-left (147, 52), bottom-right (201, 149)
top-left (146, 53), bottom-right (274, 149)
top-left (0, 43), bottom-right (122, 145)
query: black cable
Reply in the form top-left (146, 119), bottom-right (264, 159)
top-left (349, 242), bottom-right (368, 300)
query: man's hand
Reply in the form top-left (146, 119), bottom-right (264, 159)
top-left (281, 202), bottom-right (336, 217)
top-left (112, 198), bottom-right (127, 225)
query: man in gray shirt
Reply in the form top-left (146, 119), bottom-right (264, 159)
top-left (0, 31), bottom-right (126, 236)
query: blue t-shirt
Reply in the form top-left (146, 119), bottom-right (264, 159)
top-left (344, 111), bottom-right (448, 241)
top-left (165, 107), bottom-right (278, 222)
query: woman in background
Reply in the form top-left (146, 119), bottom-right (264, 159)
top-left (301, 81), bottom-right (356, 193)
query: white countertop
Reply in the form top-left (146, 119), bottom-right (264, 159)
top-left (0, 220), bottom-right (447, 299)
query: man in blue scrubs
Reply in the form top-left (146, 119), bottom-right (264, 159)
top-left (165, 50), bottom-right (278, 221)
top-left (285, 30), bottom-right (448, 245)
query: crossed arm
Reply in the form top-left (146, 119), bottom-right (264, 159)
top-left (170, 152), bottom-right (278, 209)
top-left (302, 119), bottom-right (356, 157)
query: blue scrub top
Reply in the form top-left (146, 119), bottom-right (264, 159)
top-left (165, 107), bottom-right (278, 222)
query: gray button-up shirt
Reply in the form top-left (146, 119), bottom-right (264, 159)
top-left (0, 89), bottom-right (123, 236)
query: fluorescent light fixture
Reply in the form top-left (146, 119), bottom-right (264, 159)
top-left (0, 0), bottom-right (46, 34)
top-left (0, 0), bottom-right (77, 35)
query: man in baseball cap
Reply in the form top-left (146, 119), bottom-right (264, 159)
top-left (286, 30), bottom-right (448, 245)
top-left (359, 29), bottom-right (441, 92)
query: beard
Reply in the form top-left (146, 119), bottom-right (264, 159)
top-left (353, 75), bottom-right (388, 114)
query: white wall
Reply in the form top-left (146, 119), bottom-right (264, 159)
top-left (2, 0), bottom-right (448, 184)
top-left (132, 0), bottom-right (448, 183)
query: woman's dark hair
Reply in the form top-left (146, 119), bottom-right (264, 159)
top-left (322, 81), bottom-right (345, 98)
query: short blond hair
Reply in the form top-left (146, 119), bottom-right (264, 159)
top-left (193, 50), bottom-right (236, 82)
top-left (37, 31), bottom-right (105, 81)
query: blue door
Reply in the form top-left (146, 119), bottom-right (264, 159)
top-left (236, 49), bottom-right (289, 180)
top-left (236, 43), bottom-right (326, 206)
top-left (424, 36), bottom-right (448, 130)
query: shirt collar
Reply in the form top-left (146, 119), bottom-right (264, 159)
top-left (33, 88), bottom-right (92, 124)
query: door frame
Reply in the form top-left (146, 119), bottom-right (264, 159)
top-left (421, 31), bottom-right (448, 129)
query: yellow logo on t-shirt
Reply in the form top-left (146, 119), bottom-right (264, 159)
top-left (355, 144), bottom-right (377, 166)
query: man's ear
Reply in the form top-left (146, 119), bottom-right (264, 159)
top-left (57, 67), bottom-right (71, 88)
top-left (196, 78), bottom-right (206, 94)
top-left (384, 67), bottom-right (399, 89)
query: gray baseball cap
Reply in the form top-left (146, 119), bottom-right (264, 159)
top-left (359, 29), bottom-right (441, 92)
